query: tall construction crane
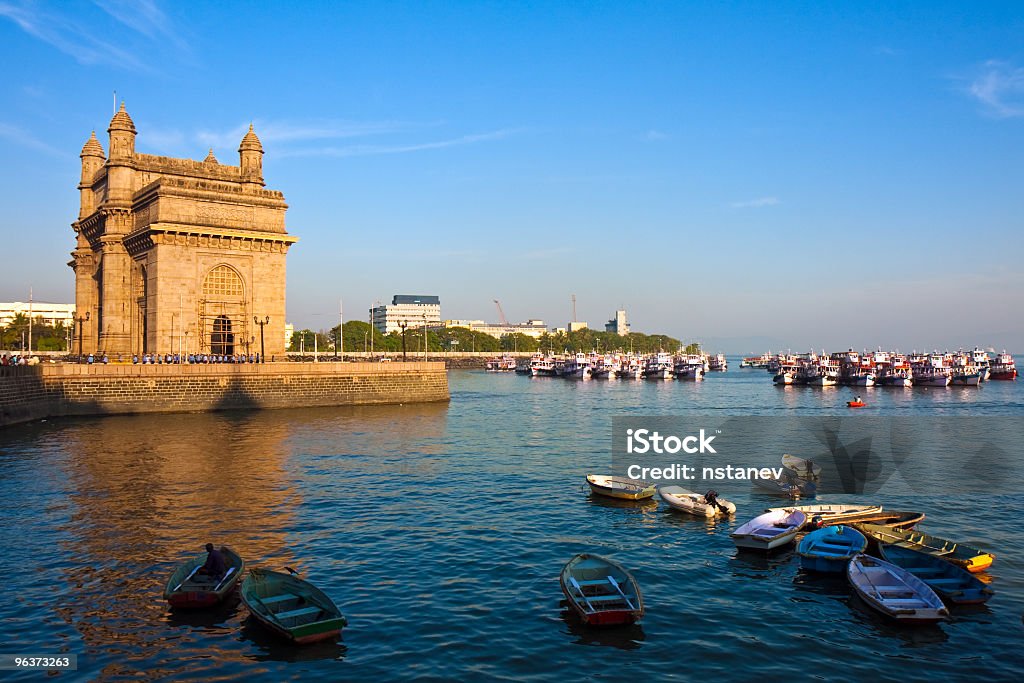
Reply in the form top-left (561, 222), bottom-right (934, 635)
top-left (493, 300), bottom-right (509, 326)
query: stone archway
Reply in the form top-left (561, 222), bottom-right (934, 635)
top-left (201, 264), bottom-right (245, 355)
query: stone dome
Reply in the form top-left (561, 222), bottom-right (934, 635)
top-left (238, 123), bottom-right (263, 153)
top-left (108, 102), bottom-right (136, 133)
top-left (81, 131), bottom-right (105, 158)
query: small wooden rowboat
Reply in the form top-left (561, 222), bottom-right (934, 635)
top-left (164, 546), bottom-right (245, 609)
top-left (845, 510), bottom-right (924, 530)
top-left (731, 509), bottom-right (807, 551)
top-left (560, 553), bottom-right (644, 626)
top-left (586, 475), bottom-right (656, 500)
top-left (847, 554), bottom-right (949, 624)
top-left (766, 504), bottom-right (883, 527)
top-left (781, 453), bottom-right (822, 480)
top-left (857, 524), bottom-right (995, 573)
top-left (797, 525), bottom-right (867, 573)
top-left (658, 485), bottom-right (736, 517)
top-left (880, 545), bottom-right (995, 605)
top-left (240, 568), bottom-right (347, 644)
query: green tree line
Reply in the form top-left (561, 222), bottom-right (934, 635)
top-left (1, 313), bottom-right (70, 352)
top-left (288, 321), bottom-right (696, 355)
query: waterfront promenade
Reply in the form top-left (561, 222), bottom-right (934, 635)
top-left (0, 361), bottom-right (449, 427)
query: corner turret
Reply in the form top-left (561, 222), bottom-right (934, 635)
top-left (238, 123), bottom-right (264, 189)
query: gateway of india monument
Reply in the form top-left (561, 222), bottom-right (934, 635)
top-left (71, 103), bottom-right (296, 358)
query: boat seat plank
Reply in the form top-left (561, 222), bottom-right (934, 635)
top-left (925, 578), bottom-right (965, 585)
top-left (585, 594), bottom-right (628, 603)
top-left (880, 598), bottom-right (929, 606)
top-left (576, 579), bottom-right (613, 587)
top-left (276, 605), bottom-right (321, 621)
top-left (262, 593), bottom-right (299, 606)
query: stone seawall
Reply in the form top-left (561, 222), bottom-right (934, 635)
top-left (0, 362), bottom-right (449, 427)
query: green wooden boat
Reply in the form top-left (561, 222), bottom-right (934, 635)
top-left (163, 546), bottom-right (245, 609)
top-left (240, 568), bottom-right (347, 644)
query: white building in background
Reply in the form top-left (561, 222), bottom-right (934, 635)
top-left (568, 321), bottom-right (588, 332)
top-left (284, 323), bottom-right (294, 348)
top-left (0, 301), bottom-right (76, 327)
top-left (443, 319), bottom-right (548, 339)
top-left (371, 295), bottom-right (442, 334)
top-left (605, 309), bottom-right (630, 335)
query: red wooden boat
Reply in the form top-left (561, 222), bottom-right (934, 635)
top-left (560, 554), bottom-right (644, 626)
top-left (164, 546), bottom-right (245, 609)
top-left (847, 400), bottom-right (866, 408)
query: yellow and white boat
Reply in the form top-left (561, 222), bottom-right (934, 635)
top-left (586, 475), bottom-right (656, 500)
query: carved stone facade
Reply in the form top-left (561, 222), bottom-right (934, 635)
top-left (70, 105), bottom-right (297, 357)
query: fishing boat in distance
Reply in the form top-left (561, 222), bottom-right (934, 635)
top-left (560, 553), bottom-right (644, 626)
top-left (730, 509), bottom-right (807, 551)
top-left (240, 568), bottom-right (347, 644)
top-left (657, 486), bottom-right (736, 517)
top-left (989, 351), bottom-right (1017, 380)
top-left (586, 475), bottom-right (657, 500)
top-left (753, 474), bottom-right (817, 498)
top-left (164, 546), bottom-right (245, 609)
top-left (643, 351), bottom-right (674, 379)
top-left (847, 555), bottom-right (949, 624)
top-left (879, 545), bottom-right (995, 605)
top-left (485, 355), bottom-right (517, 372)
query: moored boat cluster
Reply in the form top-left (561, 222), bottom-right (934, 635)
top-left (580, 454), bottom-right (997, 628)
top-left (742, 348), bottom-right (1018, 387)
top-left (486, 351), bottom-right (729, 379)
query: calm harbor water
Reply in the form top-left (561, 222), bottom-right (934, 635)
top-left (1, 363), bottom-right (1022, 681)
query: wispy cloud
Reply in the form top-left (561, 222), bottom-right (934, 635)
top-left (964, 60), bottom-right (1024, 118)
top-left (644, 129), bottom-right (669, 141)
top-left (0, 122), bottom-right (65, 157)
top-left (279, 128), bottom-right (519, 158)
top-left (0, 0), bottom-right (187, 71)
top-left (731, 196), bottom-right (780, 209)
top-left (195, 120), bottom-right (419, 150)
top-left (95, 0), bottom-right (191, 57)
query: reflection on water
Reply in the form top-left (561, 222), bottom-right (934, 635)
top-left (560, 605), bottom-right (645, 650)
top-left (0, 370), bottom-right (1021, 680)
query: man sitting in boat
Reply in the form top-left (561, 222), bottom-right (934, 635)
top-left (854, 395), bottom-right (862, 404)
top-left (198, 543), bottom-right (227, 580)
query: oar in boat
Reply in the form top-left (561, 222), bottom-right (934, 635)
top-left (211, 566), bottom-right (236, 592)
top-left (568, 577), bottom-right (596, 613)
top-left (172, 564), bottom-right (203, 593)
top-left (607, 575), bottom-right (636, 610)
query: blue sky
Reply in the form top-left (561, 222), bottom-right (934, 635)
top-left (1, 1), bottom-right (1022, 352)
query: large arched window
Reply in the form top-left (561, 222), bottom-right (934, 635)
top-left (203, 265), bottom-right (244, 298)
top-left (201, 265), bottom-right (245, 354)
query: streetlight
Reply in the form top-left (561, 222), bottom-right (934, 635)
top-left (398, 321), bottom-right (408, 361)
top-left (74, 310), bottom-right (90, 363)
top-left (254, 316), bottom-right (269, 363)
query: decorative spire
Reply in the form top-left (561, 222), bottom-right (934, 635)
top-left (238, 123), bottom-right (263, 153)
top-left (80, 130), bottom-right (105, 158)
top-left (108, 101), bottom-right (136, 133)
top-left (203, 148), bottom-right (218, 164)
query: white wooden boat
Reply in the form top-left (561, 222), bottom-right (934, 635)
top-left (586, 475), bottom-right (656, 500)
top-left (780, 453), bottom-right (822, 480)
top-left (765, 503), bottom-right (883, 527)
top-left (847, 554), bottom-right (948, 624)
top-left (658, 486), bottom-right (736, 517)
top-left (730, 509), bottom-right (807, 550)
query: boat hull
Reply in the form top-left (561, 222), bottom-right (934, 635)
top-left (240, 569), bottom-right (347, 644)
top-left (880, 545), bottom-right (995, 605)
top-left (797, 526), bottom-right (867, 573)
top-left (847, 555), bottom-right (948, 624)
top-left (731, 510), bottom-right (807, 551)
top-left (560, 554), bottom-right (644, 627)
top-left (586, 475), bottom-right (656, 500)
top-left (164, 546), bottom-right (245, 609)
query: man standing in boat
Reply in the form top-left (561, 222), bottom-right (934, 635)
top-left (198, 543), bottom-right (227, 581)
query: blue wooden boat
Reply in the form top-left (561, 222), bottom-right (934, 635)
top-left (797, 525), bottom-right (867, 573)
top-left (880, 545), bottom-right (995, 605)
